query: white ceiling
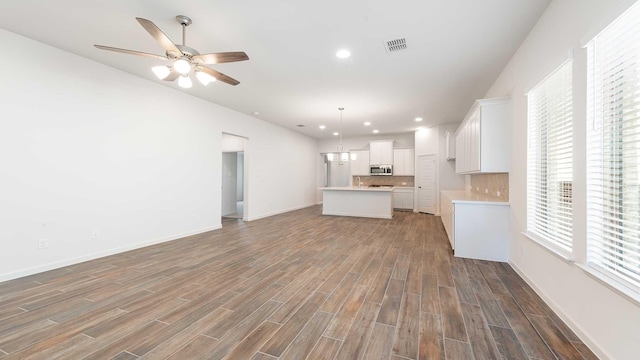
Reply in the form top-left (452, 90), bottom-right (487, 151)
top-left (0, 0), bottom-right (551, 139)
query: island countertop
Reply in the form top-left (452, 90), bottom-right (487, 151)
top-left (319, 186), bottom-right (394, 192)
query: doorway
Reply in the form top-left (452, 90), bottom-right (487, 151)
top-left (417, 154), bottom-right (437, 214)
top-left (222, 152), bottom-right (244, 219)
top-left (221, 133), bottom-right (247, 222)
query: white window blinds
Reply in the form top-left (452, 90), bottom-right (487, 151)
top-left (587, 0), bottom-right (640, 292)
top-left (526, 60), bottom-right (573, 255)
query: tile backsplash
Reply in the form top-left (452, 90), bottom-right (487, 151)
top-left (470, 173), bottom-right (509, 200)
top-left (352, 176), bottom-right (415, 187)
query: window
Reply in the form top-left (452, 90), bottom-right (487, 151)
top-left (587, 0), bottom-right (640, 292)
top-left (526, 60), bottom-right (573, 256)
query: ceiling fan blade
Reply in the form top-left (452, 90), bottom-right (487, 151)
top-left (94, 45), bottom-right (168, 60)
top-left (192, 52), bottom-right (249, 64)
top-left (135, 17), bottom-right (182, 56)
top-left (200, 66), bottom-right (240, 86)
top-left (164, 69), bottom-right (180, 81)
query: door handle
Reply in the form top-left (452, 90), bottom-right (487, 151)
top-left (418, 186), bottom-right (422, 189)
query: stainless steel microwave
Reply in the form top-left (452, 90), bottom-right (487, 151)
top-left (370, 165), bottom-right (393, 176)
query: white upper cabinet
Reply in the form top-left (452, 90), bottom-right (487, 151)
top-left (369, 140), bottom-right (394, 165)
top-left (455, 97), bottom-right (510, 174)
top-left (349, 150), bottom-right (370, 176)
top-left (445, 131), bottom-right (456, 160)
top-left (393, 148), bottom-right (415, 176)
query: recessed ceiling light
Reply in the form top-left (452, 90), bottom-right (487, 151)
top-left (364, 122), bottom-right (371, 126)
top-left (253, 111), bottom-right (260, 115)
top-left (373, 129), bottom-right (379, 134)
top-left (319, 125), bottom-right (326, 129)
top-left (333, 132), bottom-right (339, 136)
top-left (415, 117), bottom-right (423, 122)
top-left (336, 49), bottom-right (351, 59)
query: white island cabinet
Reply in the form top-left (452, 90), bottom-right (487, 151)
top-left (440, 190), bottom-right (509, 262)
top-left (321, 187), bottom-right (393, 219)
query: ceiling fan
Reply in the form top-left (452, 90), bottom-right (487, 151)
top-left (94, 15), bottom-right (249, 88)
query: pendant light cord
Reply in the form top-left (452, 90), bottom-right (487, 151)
top-left (339, 108), bottom-right (344, 150)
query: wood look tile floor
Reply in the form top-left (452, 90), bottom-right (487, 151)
top-left (0, 206), bottom-right (598, 359)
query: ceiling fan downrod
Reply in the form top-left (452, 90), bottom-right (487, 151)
top-left (176, 15), bottom-right (192, 46)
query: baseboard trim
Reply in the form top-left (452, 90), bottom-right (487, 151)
top-left (0, 224), bottom-right (221, 283)
top-left (508, 262), bottom-right (610, 360)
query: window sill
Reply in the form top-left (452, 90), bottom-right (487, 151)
top-left (576, 264), bottom-right (640, 307)
top-left (521, 231), bottom-right (575, 263)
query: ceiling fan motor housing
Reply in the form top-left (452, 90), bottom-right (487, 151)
top-left (171, 45), bottom-right (200, 59)
top-left (176, 15), bottom-right (192, 26)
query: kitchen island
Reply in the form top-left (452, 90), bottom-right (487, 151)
top-left (320, 186), bottom-right (393, 219)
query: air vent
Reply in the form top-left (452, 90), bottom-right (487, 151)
top-left (385, 38), bottom-right (407, 52)
top-left (296, 124), bottom-right (305, 127)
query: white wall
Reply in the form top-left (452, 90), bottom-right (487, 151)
top-left (221, 134), bottom-right (246, 152)
top-left (0, 29), bottom-right (319, 282)
top-left (484, 0), bottom-right (640, 358)
top-left (317, 132), bottom-right (415, 153)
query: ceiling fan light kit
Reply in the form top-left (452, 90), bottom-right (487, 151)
top-left (94, 15), bottom-right (249, 88)
top-left (196, 70), bottom-right (216, 86)
top-left (151, 65), bottom-right (171, 80)
top-left (178, 75), bottom-right (192, 88)
top-left (172, 57), bottom-right (191, 75)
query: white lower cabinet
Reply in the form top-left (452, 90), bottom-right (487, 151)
top-left (440, 191), bottom-right (509, 262)
top-left (393, 188), bottom-right (414, 210)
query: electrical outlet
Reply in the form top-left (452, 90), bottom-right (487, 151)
top-left (476, 186), bottom-right (479, 191)
top-left (38, 239), bottom-right (49, 249)
top-left (401, 182), bottom-right (407, 185)
top-left (497, 190), bottom-right (501, 197)
top-left (91, 230), bottom-right (99, 239)
top-left (485, 188), bottom-right (489, 194)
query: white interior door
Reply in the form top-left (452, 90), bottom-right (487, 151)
top-left (418, 154), bottom-right (437, 214)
